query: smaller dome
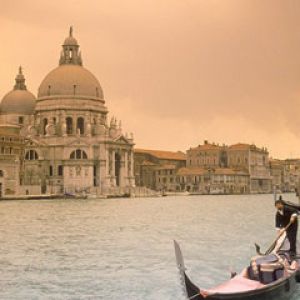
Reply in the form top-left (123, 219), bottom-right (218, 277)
top-left (1, 67), bottom-right (36, 115)
top-left (1, 90), bottom-right (36, 115)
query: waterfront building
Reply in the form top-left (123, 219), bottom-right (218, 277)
top-left (185, 141), bottom-right (271, 194)
top-left (186, 140), bottom-right (227, 168)
top-left (176, 167), bottom-right (249, 194)
top-left (0, 125), bottom-right (24, 196)
top-left (227, 143), bottom-right (272, 193)
top-left (269, 158), bottom-right (300, 193)
top-left (0, 28), bottom-right (135, 196)
top-left (269, 159), bottom-right (285, 192)
top-left (135, 142), bottom-right (272, 194)
top-left (282, 159), bottom-right (300, 192)
top-left (134, 149), bottom-right (186, 191)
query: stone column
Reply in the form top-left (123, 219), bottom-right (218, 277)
top-left (85, 113), bottom-right (91, 137)
top-left (112, 149), bottom-right (116, 186)
top-left (59, 111), bottom-right (67, 137)
top-left (129, 150), bottom-right (135, 187)
top-left (124, 151), bottom-right (128, 186)
top-left (103, 148), bottom-right (111, 191)
top-left (73, 117), bottom-right (77, 135)
top-left (106, 149), bottom-right (110, 175)
top-left (119, 150), bottom-right (125, 187)
top-left (130, 151), bottom-right (134, 177)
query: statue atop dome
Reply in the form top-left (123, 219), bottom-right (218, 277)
top-left (59, 26), bottom-right (82, 66)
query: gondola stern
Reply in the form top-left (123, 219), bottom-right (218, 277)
top-left (184, 272), bottom-right (204, 300)
top-left (174, 240), bottom-right (203, 300)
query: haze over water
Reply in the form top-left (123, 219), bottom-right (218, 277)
top-left (0, 194), bottom-right (300, 299)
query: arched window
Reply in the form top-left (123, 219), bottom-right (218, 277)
top-left (76, 149), bottom-right (81, 159)
top-left (0, 170), bottom-right (3, 177)
top-left (77, 117), bottom-right (84, 135)
top-left (43, 118), bottom-right (48, 135)
top-left (70, 149), bottom-right (88, 160)
top-left (25, 150), bottom-right (39, 160)
top-left (66, 117), bottom-right (73, 135)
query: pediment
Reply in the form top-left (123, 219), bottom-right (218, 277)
top-left (113, 135), bottom-right (132, 145)
top-left (25, 137), bottom-right (47, 147)
top-left (65, 138), bottom-right (90, 147)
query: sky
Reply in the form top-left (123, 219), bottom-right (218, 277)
top-left (1, 0), bottom-right (300, 159)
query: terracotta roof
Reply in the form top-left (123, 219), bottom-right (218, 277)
top-left (140, 160), bottom-right (158, 166)
top-left (228, 143), bottom-right (268, 153)
top-left (134, 148), bottom-right (186, 160)
top-left (269, 159), bottom-right (284, 165)
top-left (189, 143), bottom-right (221, 151)
top-left (228, 143), bottom-right (251, 150)
top-left (284, 159), bottom-right (300, 164)
top-left (177, 167), bottom-right (205, 175)
top-left (155, 164), bottom-right (176, 170)
top-left (214, 168), bottom-right (248, 175)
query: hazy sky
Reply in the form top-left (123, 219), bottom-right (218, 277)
top-left (1, 0), bottom-right (300, 158)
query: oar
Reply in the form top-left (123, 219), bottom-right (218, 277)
top-left (265, 221), bottom-right (293, 255)
top-left (255, 221), bottom-right (293, 256)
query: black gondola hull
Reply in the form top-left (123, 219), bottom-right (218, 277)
top-left (184, 270), bottom-right (300, 300)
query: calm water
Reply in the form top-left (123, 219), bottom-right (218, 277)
top-left (0, 194), bottom-right (300, 299)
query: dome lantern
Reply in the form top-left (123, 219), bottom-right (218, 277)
top-left (14, 66), bottom-right (26, 90)
top-left (59, 26), bottom-right (83, 66)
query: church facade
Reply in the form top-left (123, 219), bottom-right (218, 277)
top-left (0, 28), bottom-right (135, 196)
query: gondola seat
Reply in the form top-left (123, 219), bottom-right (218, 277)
top-left (248, 254), bottom-right (284, 284)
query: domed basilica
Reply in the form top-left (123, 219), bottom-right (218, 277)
top-left (0, 27), bottom-right (135, 196)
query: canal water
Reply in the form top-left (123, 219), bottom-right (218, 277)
top-left (0, 194), bottom-right (299, 299)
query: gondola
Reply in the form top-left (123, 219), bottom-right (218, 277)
top-left (174, 240), bottom-right (300, 300)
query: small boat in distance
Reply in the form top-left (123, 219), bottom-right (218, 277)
top-left (174, 240), bottom-right (300, 300)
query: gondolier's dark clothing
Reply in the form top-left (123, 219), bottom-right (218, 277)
top-left (275, 206), bottom-right (298, 255)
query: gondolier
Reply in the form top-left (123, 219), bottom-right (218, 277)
top-left (275, 197), bottom-right (298, 256)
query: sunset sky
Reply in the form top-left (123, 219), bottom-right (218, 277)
top-left (1, 0), bottom-right (300, 159)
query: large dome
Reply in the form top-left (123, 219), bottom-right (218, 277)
top-left (1, 90), bottom-right (36, 115)
top-left (38, 64), bottom-right (104, 100)
top-left (38, 28), bottom-right (104, 101)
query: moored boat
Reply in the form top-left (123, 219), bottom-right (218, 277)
top-left (174, 240), bottom-right (300, 300)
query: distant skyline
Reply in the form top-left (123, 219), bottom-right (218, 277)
top-left (1, 0), bottom-right (300, 159)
